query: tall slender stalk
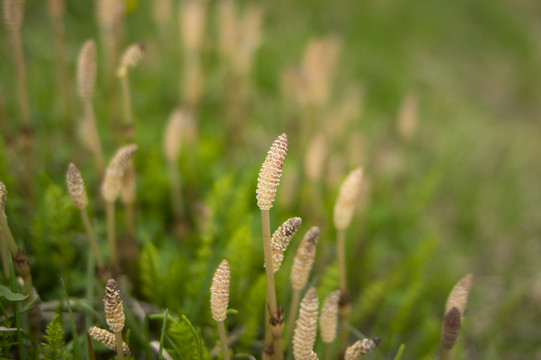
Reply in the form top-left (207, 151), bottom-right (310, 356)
top-left (169, 159), bottom-right (183, 221)
top-left (285, 288), bottom-right (301, 350)
top-left (80, 209), bottom-right (104, 270)
top-left (77, 40), bottom-right (104, 175)
top-left (260, 209), bottom-right (282, 359)
top-left (217, 321), bottom-right (230, 360)
top-left (48, 0), bottom-right (72, 129)
top-left (4, 0), bottom-right (33, 197)
top-left (117, 43), bottom-right (145, 142)
top-left (115, 332), bottom-right (125, 360)
top-left (337, 228), bottom-right (350, 354)
top-left (256, 134), bottom-right (288, 360)
top-left (101, 145), bottom-right (138, 268)
top-left (120, 76), bottom-right (133, 140)
top-left (163, 108), bottom-right (189, 226)
top-left (333, 168), bottom-right (363, 356)
top-left (106, 201), bottom-right (117, 266)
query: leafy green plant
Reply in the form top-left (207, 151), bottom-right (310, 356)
top-left (41, 314), bottom-right (66, 360)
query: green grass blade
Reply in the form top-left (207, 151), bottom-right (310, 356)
top-left (158, 308), bottom-right (169, 360)
top-left (9, 255), bottom-right (25, 359)
top-left (393, 344), bottom-right (405, 360)
top-left (60, 278), bottom-right (82, 359)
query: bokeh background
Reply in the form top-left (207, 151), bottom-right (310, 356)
top-left (1, 0), bottom-right (541, 358)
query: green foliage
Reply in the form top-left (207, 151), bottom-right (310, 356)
top-left (41, 314), bottom-right (66, 360)
top-left (0, 316), bottom-right (17, 358)
top-left (164, 314), bottom-right (211, 360)
top-left (0, 285), bottom-right (28, 303)
top-left (224, 220), bottom-right (259, 305)
top-left (318, 262), bottom-right (339, 302)
top-left (238, 274), bottom-right (266, 351)
top-left (31, 181), bottom-right (76, 289)
top-left (139, 240), bottom-right (163, 305)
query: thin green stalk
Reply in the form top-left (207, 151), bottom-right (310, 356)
top-left (9, 256), bottom-right (24, 358)
top-left (284, 288), bottom-right (301, 352)
top-left (61, 278), bottom-right (81, 359)
top-left (337, 228), bottom-right (350, 357)
top-left (51, 13), bottom-right (72, 129)
top-left (440, 347), bottom-right (454, 360)
top-left (84, 102), bottom-right (104, 176)
top-left (22, 272), bottom-right (32, 297)
top-left (324, 342), bottom-right (332, 360)
top-left (260, 209), bottom-right (283, 360)
top-left (125, 202), bottom-right (135, 242)
top-left (217, 320), bottom-right (230, 360)
top-left (106, 201), bottom-right (117, 266)
top-left (168, 159), bottom-right (183, 223)
top-left (115, 331), bottom-right (124, 360)
top-left (85, 248), bottom-right (96, 333)
top-left (10, 30), bottom-right (29, 128)
top-left (0, 211), bottom-right (18, 254)
top-left (158, 309), bottom-right (169, 360)
top-left (337, 229), bottom-right (347, 296)
top-left (80, 208), bottom-right (104, 270)
top-left (120, 75), bottom-right (134, 142)
top-left (1, 229), bottom-right (9, 276)
top-left (10, 29), bottom-right (34, 199)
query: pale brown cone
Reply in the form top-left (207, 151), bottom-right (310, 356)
top-left (88, 326), bottom-right (131, 355)
top-left (256, 133), bottom-right (288, 210)
top-left (96, 0), bottom-right (124, 29)
top-left (396, 92), bottom-right (418, 141)
top-left (267, 217), bottom-right (302, 272)
top-left (308, 351), bottom-right (318, 360)
top-left (101, 144), bottom-right (138, 203)
top-left (210, 259), bottom-right (230, 322)
top-left (163, 108), bottom-right (190, 163)
top-left (333, 168), bottom-right (363, 230)
top-left (117, 43), bottom-right (145, 77)
top-left (319, 290), bottom-right (340, 343)
top-left (293, 287), bottom-right (319, 360)
top-left (441, 306), bottom-right (461, 350)
top-left (445, 273), bottom-right (473, 319)
top-left (300, 37), bottom-right (341, 107)
top-left (216, 0), bottom-right (236, 60)
top-left (120, 160), bottom-right (136, 205)
top-left (179, 0), bottom-right (207, 52)
top-left (152, 0), bottom-right (172, 26)
top-left (291, 226), bottom-right (319, 291)
top-left (0, 181), bottom-right (7, 211)
top-left (77, 40), bottom-right (97, 102)
top-left (304, 133), bottom-right (326, 181)
top-left (3, 0), bottom-right (24, 31)
top-left (66, 163), bottom-right (88, 209)
top-left (344, 338), bottom-right (381, 360)
top-left (231, 5), bottom-right (262, 75)
top-left (104, 278), bottom-right (125, 333)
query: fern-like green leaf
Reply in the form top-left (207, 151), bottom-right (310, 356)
top-left (165, 314), bottom-right (210, 360)
top-left (41, 314), bottom-right (66, 360)
top-left (238, 273), bottom-right (266, 350)
top-left (139, 240), bottom-right (163, 305)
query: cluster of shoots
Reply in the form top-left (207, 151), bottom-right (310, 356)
top-left (88, 278), bottom-right (130, 358)
top-left (0, 2), bottom-right (478, 358)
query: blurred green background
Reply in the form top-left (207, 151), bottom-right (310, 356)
top-left (1, 0), bottom-right (541, 358)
